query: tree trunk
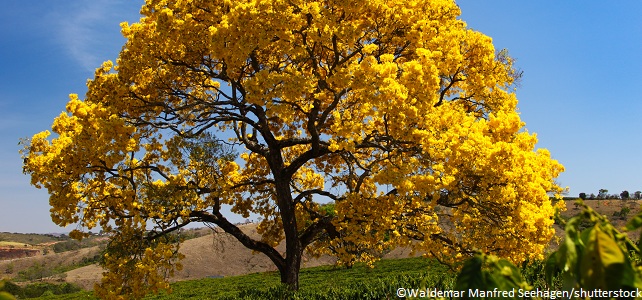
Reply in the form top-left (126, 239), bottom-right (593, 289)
top-left (274, 174), bottom-right (303, 290)
top-left (281, 246), bottom-right (302, 290)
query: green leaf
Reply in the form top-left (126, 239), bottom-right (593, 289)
top-left (0, 292), bottom-right (14, 300)
top-left (565, 215), bottom-right (582, 241)
top-left (554, 216), bottom-right (587, 290)
top-left (544, 252), bottom-right (560, 287)
top-left (491, 259), bottom-right (524, 290)
top-left (455, 255), bottom-right (484, 291)
top-left (625, 213), bottom-right (642, 231)
top-left (579, 226), bottom-right (635, 290)
top-left (558, 223), bottom-right (579, 274)
top-left (455, 255), bottom-right (487, 295)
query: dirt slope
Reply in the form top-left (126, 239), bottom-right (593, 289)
top-left (0, 246), bottom-right (101, 282)
top-left (63, 224), bottom-right (342, 289)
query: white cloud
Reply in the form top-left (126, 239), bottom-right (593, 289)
top-left (51, 0), bottom-right (141, 72)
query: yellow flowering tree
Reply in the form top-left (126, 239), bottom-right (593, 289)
top-left (21, 0), bottom-right (564, 297)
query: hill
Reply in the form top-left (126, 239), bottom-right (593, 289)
top-left (55, 199), bottom-right (642, 290)
top-left (62, 223), bottom-right (343, 290)
top-left (2, 199), bottom-right (641, 295)
top-left (0, 233), bottom-right (65, 246)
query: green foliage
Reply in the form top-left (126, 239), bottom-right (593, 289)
top-left (614, 206), bottom-right (632, 220)
top-left (444, 200), bottom-right (642, 299)
top-left (51, 240), bottom-right (81, 253)
top-left (519, 259), bottom-right (563, 290)
top-left (319, 202), bottom-right (336, 217)
top-left (0, 282), bottom-right (20, 297)
top-left (546, 200), bottom-right (642, 292)
top-left (47, 255), bottom-right (561, 300)
top-left (180, 257), bottom-right (452, 300)
top-left (34, 257), bottom-right (454, 299)
top-left (621, 190), bottom-right (630, 200)
top-left (3, 282), bottom-right (81, 299)
top-left (51, 236), bottom-right (106, 253)
top-left (14, 253), bottom-right (102, 282)
top-left (174, 228), bottom-right (211, 241)
top-left (16, 262), bottom-right (54, 282)
top-left (0, 281), bottom-right (16, 300)
top-left (454, 254), bottom-right (536, 300)
top-left (225, 272), bottom-right (454, 300)
top-left (0, 292), bottom-right (14, 300)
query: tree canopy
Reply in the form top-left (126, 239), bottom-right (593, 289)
top-left (22, 0), bottom-right (564, 298)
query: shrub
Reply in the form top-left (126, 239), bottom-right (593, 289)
top-left (1, 281), bottom-right (81, 299)
top-left (614, 206), bottom-right (632, 220)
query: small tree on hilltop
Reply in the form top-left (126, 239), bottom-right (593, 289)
top-left (20, 0), bottom-right (564, 298)
top-left (579, 192), bottom-right (587, 200)
top-left (621, 190), bottom-right (630, 200)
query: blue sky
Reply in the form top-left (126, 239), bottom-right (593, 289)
top-left (1, 1), bottom-right (641, 233)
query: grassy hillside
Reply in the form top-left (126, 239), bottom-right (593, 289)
top-left (0, 228), bottom-right (214, 287)
top-left (0, 233), bottom-right (64, 246)
top-left (35, 257), bottom-right (454, 299)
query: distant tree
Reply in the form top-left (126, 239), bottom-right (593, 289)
top-left (589, 193), bottom-right (596, 200)
top-left (579, 193), bottom-right (587, 200)
top-left (634, 191), bottom-right (642, 200)
top-left (598, 189), bottom-right (608, 199)
top-left (17, 262), bottom-right (53, 281)
top-left (52, 241), bottom-right (81, 253)
top-left (621, 190), bottom-right (630, 200)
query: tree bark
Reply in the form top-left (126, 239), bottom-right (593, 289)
top-left (281, 242), bottom-right (302, 290)
top-left (274, 175), bottom-right (303, 290)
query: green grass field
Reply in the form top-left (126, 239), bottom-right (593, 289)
top-left (34, 257), bottom-right (455, 299)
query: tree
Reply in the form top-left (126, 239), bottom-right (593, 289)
top-left (579, 192), bottom-right (587, 200)
top-left (621, 190), bottom-right (630, 200)
top-left (21, 0), bottom-right (564, 298)
top-left (635, 191), bottom-right (642, 200)
top-left (598, 189), bottom-right (609, 199)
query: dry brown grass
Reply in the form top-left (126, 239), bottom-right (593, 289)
top-left (0, 246), bottom-right (101, 286)
top-left (549, 199), bottom-right (642, 250)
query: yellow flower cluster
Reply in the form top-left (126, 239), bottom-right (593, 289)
top-left (94, 225), bottom-right (182, 299)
